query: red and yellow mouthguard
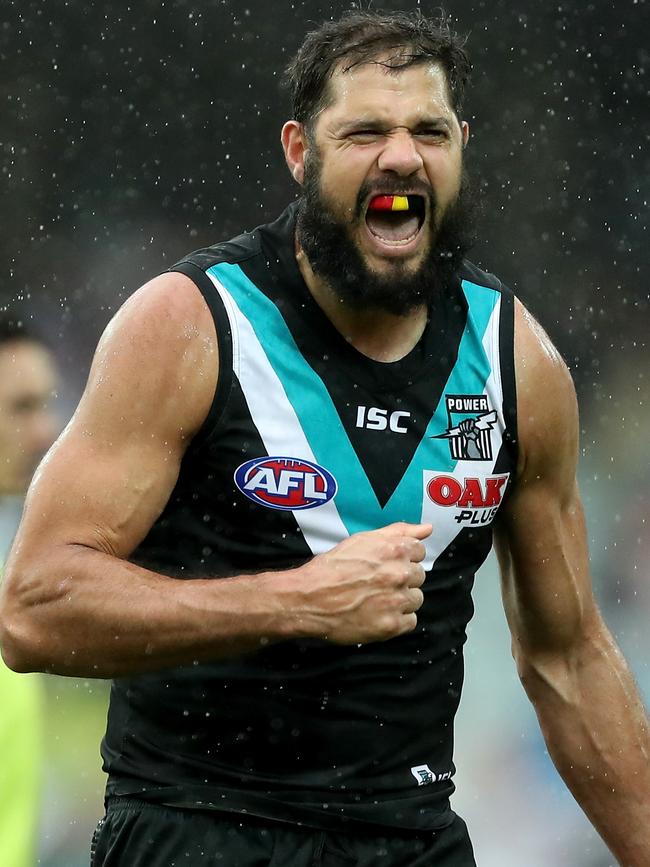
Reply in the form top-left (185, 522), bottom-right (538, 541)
top-left (367, 195), bottom-right (412, 212)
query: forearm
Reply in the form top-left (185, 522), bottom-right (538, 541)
top-left (518, 619), bottom-right (650, 866)
top-left (0, 545), bottom-right (301, 678)
top-left (1, 522), bottom-right (429, 678)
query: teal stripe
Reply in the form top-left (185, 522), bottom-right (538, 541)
top-left (209, 264), bottom-right (498, 532)
top-left (383, 280), bottom-right (498, 521)
top-left (210, 263), bottom-right (379, 532)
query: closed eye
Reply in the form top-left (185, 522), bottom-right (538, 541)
top-left (414, 128), bottom-right (449, 141)
top-left (347, 129), bottom-right (385, 143)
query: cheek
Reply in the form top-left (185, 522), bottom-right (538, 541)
top-left (320, 176), bottom-right (360, 218)
top-left (321, 151), bottom-right (369, 194)
top-left (430, 151), bottom-right (463, 189)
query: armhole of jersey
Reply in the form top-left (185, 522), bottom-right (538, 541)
top-left (498, 286), bottom-right (519, 467)
top-left (168, 261), bottom-right (234, 452)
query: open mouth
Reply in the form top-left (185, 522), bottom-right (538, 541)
top-left (365, 194), bottom-right (426, 245)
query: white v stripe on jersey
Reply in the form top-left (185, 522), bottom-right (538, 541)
top-left (207, 270), bottom-right (349, 555)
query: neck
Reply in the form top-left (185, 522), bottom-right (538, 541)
top-left (295, 243), bottom-right (428, 363)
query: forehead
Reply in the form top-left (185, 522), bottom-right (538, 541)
top-left (320, 60), bottom-right (455, 126)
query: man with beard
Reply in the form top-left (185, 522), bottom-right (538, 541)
top-left (1, 10), bottom-right (649, 867)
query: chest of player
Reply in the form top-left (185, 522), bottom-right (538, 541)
top-left (214, 376), bottom-right (511, 570)
top-left (198, 263), bottom-right (515, 568)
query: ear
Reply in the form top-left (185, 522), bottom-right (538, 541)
top-left (461, 120), bottom-right (470, 148)
top-left (281, 120), bottom-right (308, 185)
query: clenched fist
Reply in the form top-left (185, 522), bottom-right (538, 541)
top-left (280, 522), bottom-right (431, 644)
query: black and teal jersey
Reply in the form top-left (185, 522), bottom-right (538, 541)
top-left (101, 202), bottom-right (518, 832)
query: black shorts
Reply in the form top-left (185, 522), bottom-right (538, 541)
top-left (91, 798), bottom-right (477, 867)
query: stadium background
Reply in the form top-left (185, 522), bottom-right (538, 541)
top-left (1, 0), bottom-right (648, 864)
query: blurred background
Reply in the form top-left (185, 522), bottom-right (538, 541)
top-left (1, 0), bottom-right (648, 864)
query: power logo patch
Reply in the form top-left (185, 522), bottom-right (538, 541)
top-left (433, 394), bottom-right (497, 461)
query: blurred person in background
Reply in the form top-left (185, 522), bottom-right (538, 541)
top-left (0, 316), bottom-right (59, 867)
top-left (1, 9), bottom-right (649, 867)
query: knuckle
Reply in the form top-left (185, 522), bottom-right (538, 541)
top-left (414, 541), bottom-right (426, 561)
top-left (391, 566), bottom-right (410, 587)
top-left (383, 539), bottom-right (400, 559)
top-left (403, 588), bottom-right (423, 613)
top-left (413, 564), bottom-right (426, 586)
top-left (403, 613), bottom-right (418, 633)
top-left (383, 613), bottom-right (401, 635)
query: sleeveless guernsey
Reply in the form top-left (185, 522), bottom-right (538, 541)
top-left (101, 202), bottom-right (518, 832)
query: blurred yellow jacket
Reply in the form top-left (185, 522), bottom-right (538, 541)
top-left (0, 558), bottom-right (43, 867)
top-left (0, 658), bottom-right (43, 867)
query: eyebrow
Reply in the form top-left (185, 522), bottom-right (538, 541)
top-left (336, 116), bottom-right (453, 135)
top-left (412, 117), bottom-right (453, 132)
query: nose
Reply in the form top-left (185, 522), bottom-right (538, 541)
top-left (376, 128), bottom-right (424, 176)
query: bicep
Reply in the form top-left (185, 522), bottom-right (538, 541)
top-left (14, 273), bottom-right (218, 560)
top-left (495, 299), bottom-right (598, 655)
top-left (22, 414), bottom-right (181, 559)
top-left (495, 476), bottom-right (594, 655)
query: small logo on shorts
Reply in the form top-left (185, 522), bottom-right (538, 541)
top-left (410, 764), bottom-right (453, 786)
top-left (433, 394), bottom-right (497, 461)
top-left (410, 764), bottom-right (436, 786)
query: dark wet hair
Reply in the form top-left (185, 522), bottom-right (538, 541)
top-left (284, 9), bottom-right (471, 130)
top-left (0, 315), bottom-right (44, 349)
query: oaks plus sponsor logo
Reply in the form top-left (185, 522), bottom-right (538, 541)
top-left (433, 394), bottom-right (498, 461)
top-left (234, 456), bottom-right (337, 511)
top-left (426, 473), bottom-right (510, 525)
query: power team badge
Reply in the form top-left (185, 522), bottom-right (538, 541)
top-left (434, 394), bottom-right (497, 461)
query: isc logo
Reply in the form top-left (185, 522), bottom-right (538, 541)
top-left (234, 456), bottom-right (338, 511)
top-left (356, 405), bottom-right (410, 433)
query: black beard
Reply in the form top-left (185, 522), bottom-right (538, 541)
top-left (296, 157), bottom-right (478, 317)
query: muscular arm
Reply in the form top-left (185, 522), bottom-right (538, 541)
top-left (0, 273), bottom-right (427, 678)
top-left (495, 300), bottom-right (650, 866)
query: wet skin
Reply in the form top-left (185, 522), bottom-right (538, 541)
top-left (284, 60), bottom-right (470, 280)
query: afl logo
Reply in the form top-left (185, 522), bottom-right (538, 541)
top-left (234, 456), bottom-right (338, 511)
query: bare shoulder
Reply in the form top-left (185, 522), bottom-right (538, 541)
top-left (86, 270), bottom-right (218, 443)
top-left (513, 297), bottom-right (578, 484)
top-left (9, 271), bottom-right (219, 560)
top-left (112, 270), bottom-right (214, 330)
